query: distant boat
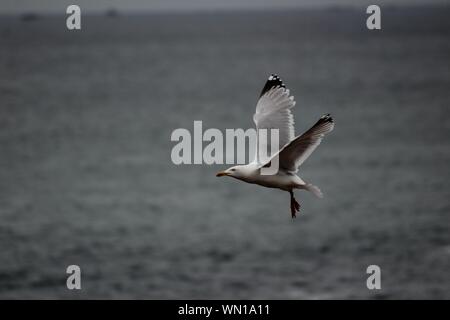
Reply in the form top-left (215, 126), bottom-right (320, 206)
top-left (20, 12), bottom-right (39, 22)
top-left (105, 8), bottom-right (119, 18)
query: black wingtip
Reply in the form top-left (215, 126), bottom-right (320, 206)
top-left (259, 74), bottom-right (286, 97)
top-left (320, 114), bottom-right (334, 123)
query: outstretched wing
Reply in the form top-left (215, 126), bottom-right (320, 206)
top-left (266, 114), bottom-right (334, 172)
top-left (253, 74), bottom-right (296, 164)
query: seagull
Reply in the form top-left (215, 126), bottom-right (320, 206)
top-left (216, 74), bottom-right (334, 218)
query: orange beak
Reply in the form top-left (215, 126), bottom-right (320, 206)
top-left (216, 171), bottom-right (229, 177)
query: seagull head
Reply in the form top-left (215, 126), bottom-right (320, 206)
top-left (216, 166), bottom-right (245, 179)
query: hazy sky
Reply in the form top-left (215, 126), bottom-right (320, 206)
top-left (0, 0), bottom-right (446, 14)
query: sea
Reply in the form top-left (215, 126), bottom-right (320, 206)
top-left (0, 6), bottom-right (449, 298)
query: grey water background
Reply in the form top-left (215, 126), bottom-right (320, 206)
top-left (1, 6), bottom-right (449, 299)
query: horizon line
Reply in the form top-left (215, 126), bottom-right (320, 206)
top-left (0, 2), bottom-right (448, 16)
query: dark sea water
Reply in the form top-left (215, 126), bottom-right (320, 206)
top-left (0, 7), bottom-right (449, 299)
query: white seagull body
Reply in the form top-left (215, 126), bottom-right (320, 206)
top-left (216, 74), bottom-right (334, 218)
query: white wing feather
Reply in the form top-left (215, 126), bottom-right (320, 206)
top-left (253, 77), bottom-right (296, 164)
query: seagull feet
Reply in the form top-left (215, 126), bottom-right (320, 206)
top-left (289, 191), bottom-right (301, 218)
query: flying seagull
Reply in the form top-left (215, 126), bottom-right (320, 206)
top-left (216, 74), bottom-right (334, 218)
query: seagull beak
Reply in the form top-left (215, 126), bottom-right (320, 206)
top-left (216, 171), bottom-right (228, 177)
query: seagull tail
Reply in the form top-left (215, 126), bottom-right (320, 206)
top-left (304, 184), bottom-right (323, 198)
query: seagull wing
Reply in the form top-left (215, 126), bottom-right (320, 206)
top-left (265, 114), bottom-right (334, 172)
top-left (253, 74), bottom-right (296, 164)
